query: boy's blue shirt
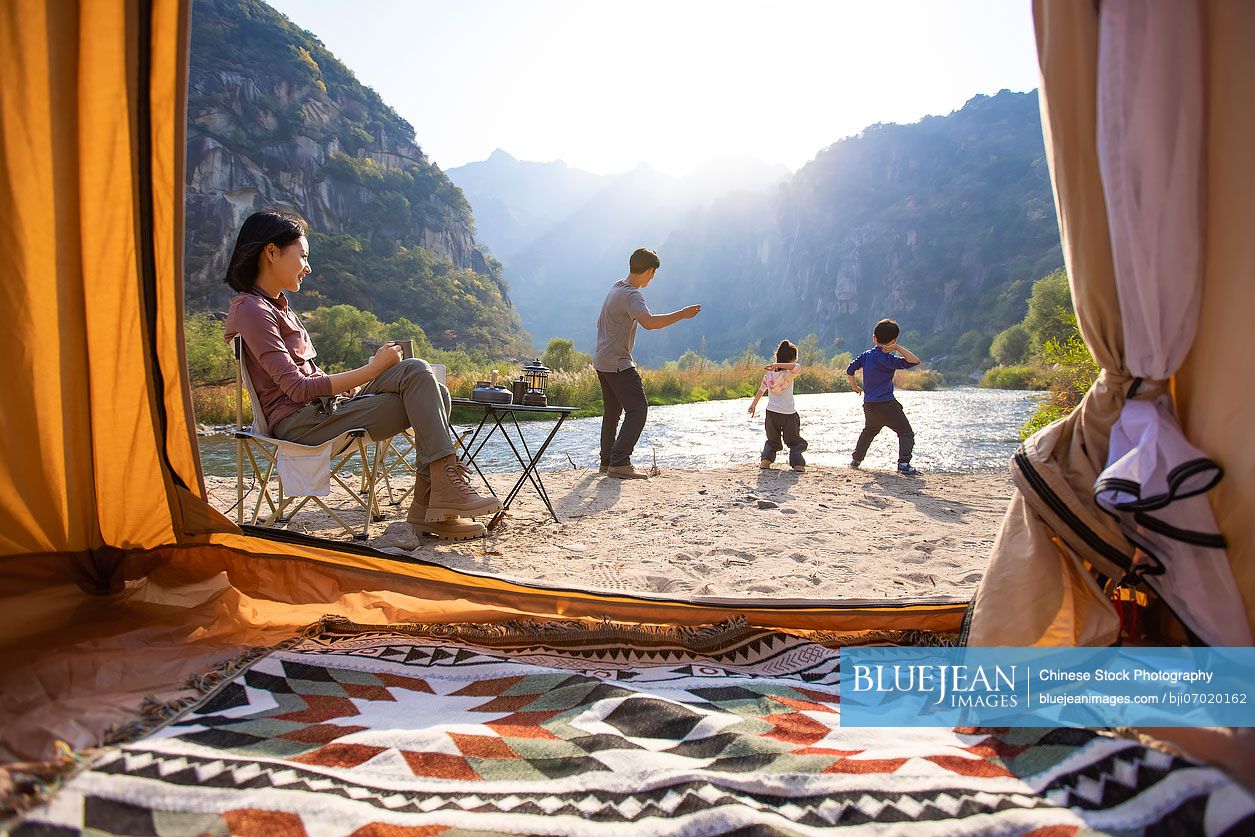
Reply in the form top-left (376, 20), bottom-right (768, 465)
top-left (847, 348), bottom-right (918, 402)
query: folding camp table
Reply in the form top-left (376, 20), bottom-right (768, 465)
top-left (449, 398), bottom-right (577, 529)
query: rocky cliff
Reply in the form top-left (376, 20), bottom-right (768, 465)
top-left (185, 0), bottom-right (528, 353)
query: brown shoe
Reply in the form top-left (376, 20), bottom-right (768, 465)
top-left (759, 459), bottom-right (773, 469)
top-left (607, 464), bottom-right (650, 480)
top-left (426, 455), bottom-right (502, 522)
top-left (408, 476), bottom-right (487, 541)
top-left (598, 465), bottom-right (609, 475)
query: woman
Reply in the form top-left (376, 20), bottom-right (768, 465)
top-left (222, 210), bottom-right (499, 540)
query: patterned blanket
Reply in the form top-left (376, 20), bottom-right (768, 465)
top-left (14, 621), bottom-right (1255, 835)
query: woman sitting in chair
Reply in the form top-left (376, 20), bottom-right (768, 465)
top-left (223, 210), bottom-right (499, 540)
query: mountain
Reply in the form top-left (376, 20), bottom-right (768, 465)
top-left (445, 150), bottom-right (604, 263)
top-left (456, 91), bottom-right (1061, 376)
top-left (184, 0), bottom-right (529, 354)
top-left (643, 90), bottom-right (1062, 373)
top-left (447, 154), bottom-right (789, 348)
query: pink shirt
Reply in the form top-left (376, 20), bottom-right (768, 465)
top-left (224, 291), bottom-right (332, 429)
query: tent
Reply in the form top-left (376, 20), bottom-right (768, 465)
top-left (1, 0), bottom-right (1252, 817)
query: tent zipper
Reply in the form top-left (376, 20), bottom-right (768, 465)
top-left (1012, 449), bottom-right (1131, 572)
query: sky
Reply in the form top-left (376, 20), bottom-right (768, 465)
top-left (264, 0), bottom-right (1040, 177)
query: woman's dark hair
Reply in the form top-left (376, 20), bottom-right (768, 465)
top-left (224, 211), bottom-right (307, 293)
top-left (776, 340), bottom-right (798, 363)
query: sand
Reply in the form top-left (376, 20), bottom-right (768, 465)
top-left (204, 464), bottom-right (1013, 601)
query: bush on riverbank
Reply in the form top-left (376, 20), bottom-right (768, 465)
top-left (193, 384), bottom-right (250, 427)
top-left (980, 364), bottom-right (1048, 390)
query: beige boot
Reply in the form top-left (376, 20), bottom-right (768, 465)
top-left (426, 455), bottom-right (502, 522)
top-left (408, 474), bottom-right (488, 540)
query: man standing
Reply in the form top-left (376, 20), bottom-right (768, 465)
top-left (593, 248), bottom-right (701, 479)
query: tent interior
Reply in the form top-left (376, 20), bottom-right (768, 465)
top-left (2, 0), bottom-right (1254, 829)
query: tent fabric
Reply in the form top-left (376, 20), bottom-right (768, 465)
top-left (0, 537), bottom-right (966, 762)
top-left (1175, 0), bottom-right (1255, 637)
top-left (0, 0), bottom-right (231, 580)
top-left (1092, 0), bottom-right (1249, 647)
top-left (967, 0), bottom-right (1255, 646)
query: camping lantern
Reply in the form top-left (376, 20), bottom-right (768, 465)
top-left (522, 358), bottom-right (550, 406)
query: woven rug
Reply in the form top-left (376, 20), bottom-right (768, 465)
top-left (13, 620), bottom-right (1255, 836)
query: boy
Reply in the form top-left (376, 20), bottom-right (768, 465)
top-left (846, 318), bottom-right (921, 475)
top-left (748, 339), bottom-right (808, 472)
top-left (593, 248), bottom-right (701, 479)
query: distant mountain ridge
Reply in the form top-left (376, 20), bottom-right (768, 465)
top-left (447, 154), bottom-right (789, 346)
top-left (452, 91), bottom-right (1061, 376)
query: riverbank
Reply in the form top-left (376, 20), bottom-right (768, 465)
top-left (190, 364), bottom-right (945, 425)
top-left (203, 465), bottom-right (1012, 600)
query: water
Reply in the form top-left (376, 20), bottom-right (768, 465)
top-left (196, 388), bottom-right (1037, 477)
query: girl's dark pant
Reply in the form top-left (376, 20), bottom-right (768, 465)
top-left (762, 410), bottom-right (808, 467)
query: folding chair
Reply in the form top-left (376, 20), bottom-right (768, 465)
top-left (232, 336), bottom-right (377, 540)
top-left (366, 363), bottom-right (446, 510)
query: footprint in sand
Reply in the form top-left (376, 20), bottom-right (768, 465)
top-left (747, 583), bottom-right (780, 594)
top-left (713, 548), bottom-right (757, 565)
top-left (960, 572), bottom-right (984, 584)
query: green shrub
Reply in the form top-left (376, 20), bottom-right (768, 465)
top-left (981, 364), bottom-right (1046, 390)
top-left (191, 384), bottom-right (250, 427)
top-left (896, 368), bottom-right (943, 391)
top-left (184, 313), bottom-right (235, 385)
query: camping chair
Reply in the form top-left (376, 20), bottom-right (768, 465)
top-left (232, 336), bottom-right (377, 540)
top-left (366, 363), bottom-right (446, 510)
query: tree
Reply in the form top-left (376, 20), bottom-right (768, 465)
top-left (541, 337), bottom-right (590, 372)
top-left (304, 304), bottom-right (382, 372)
top-left (796, 333), bottom-right (826, 366)
top-left (676, 349), bottom-right (706, 371)
top-left (184, 313), bottom-right (235, 385)
top-left (1023, 269), bottom-right (1076, 358)
top-left (380, 317), bottom-right (434, 357)
top-left (990, 323), bottom-right (1030, 365)
top-left (954, 330), bottom-right (993, 366)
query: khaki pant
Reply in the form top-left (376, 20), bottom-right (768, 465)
top-left (272, 359), bottom-right (455, 476)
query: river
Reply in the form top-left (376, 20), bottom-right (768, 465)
top-left (196, 388), bottom-right (1037, 477)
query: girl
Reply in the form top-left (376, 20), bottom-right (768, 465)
top-left (222, 210), bottom-right (499, 540)
top-left (748, 340), bottom-right (808, 472)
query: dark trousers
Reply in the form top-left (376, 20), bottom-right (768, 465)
top-left (761, 410), bottom-right (808, 466)
top-left (597, 367), bottom-right (648, 467)
top-left (852, 399), bottom-right (915, 464)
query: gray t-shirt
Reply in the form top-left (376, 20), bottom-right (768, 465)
top-left (593, 279), bottom-right (650, 372)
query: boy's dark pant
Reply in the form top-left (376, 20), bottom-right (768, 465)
top-left (852, 399), bottom-right (915, 464)
top-left (762, 410), bottom-right (808, 467)
top-left (597, 367), bottom-right (648, 467)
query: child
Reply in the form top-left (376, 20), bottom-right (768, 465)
top-left (748, 340), bottom-right (808, 472)
top-left (846, 318), bottom-right (921, 474)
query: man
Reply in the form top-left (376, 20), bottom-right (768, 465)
top-left (593, 248), bottom-right (701, 479)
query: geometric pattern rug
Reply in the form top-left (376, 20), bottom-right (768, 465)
top-left (12, 619), bottom-right (1255, 836)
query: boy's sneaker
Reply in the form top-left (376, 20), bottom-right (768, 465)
top-left (897, 463), bottom-right (919, 476)
top-left (759, 459), bottom-right (773, 469)
top-left (598, 465), bottom-right (609, 475)
top-left (850, 460), bottom-right (861, 470)
top-left (791, 464), bottom-right (807, 472)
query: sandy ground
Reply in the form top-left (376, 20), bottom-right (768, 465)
top-left (205, 464), bottom-right (1013, 601)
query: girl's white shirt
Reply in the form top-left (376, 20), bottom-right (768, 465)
top-left (763, 364), bottom-right (800, 415)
